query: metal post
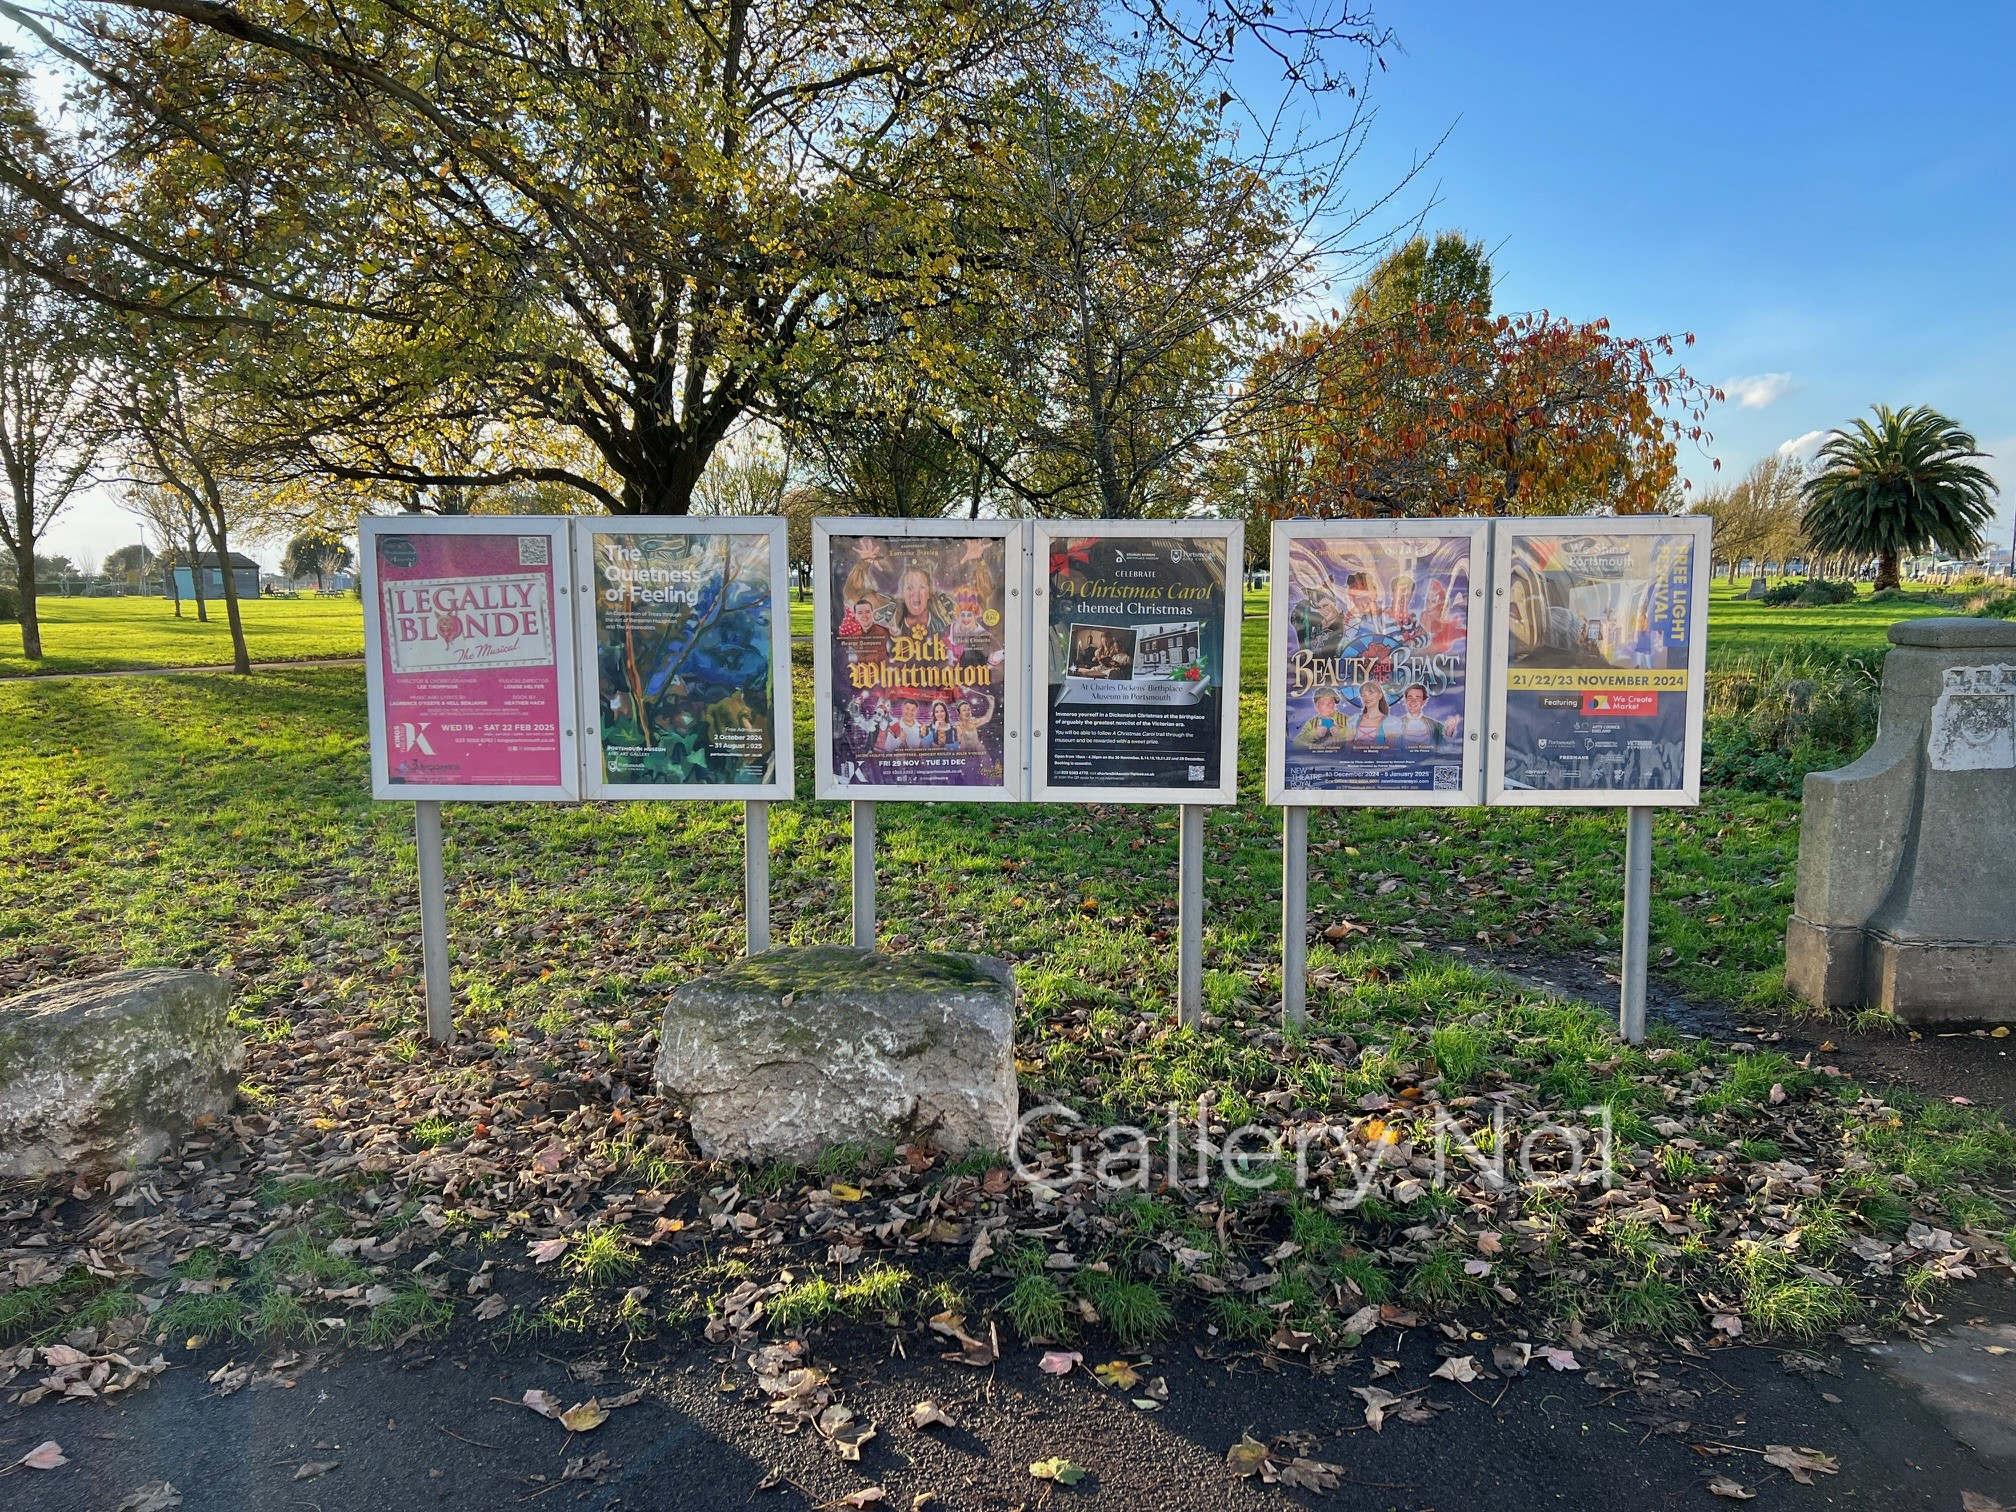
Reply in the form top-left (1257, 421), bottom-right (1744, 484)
top-left (1620, 806), bottom-right (1653, 1045)
top-left (1282, 805), bottom-right (1308, 1028)
top-left (744, 800), bottom-right (771, 956)
top-left (851, 799), bottom-right (877, 950)
top-left (1177, 803), bottom-right (1205, 1026)
top-left (414, 799), bottom-right (453, 1042)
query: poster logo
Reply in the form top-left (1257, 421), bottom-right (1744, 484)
top-left (382, 574), bottom-right (555, 674)
top-left (1583, 692), bottom-right (1658, 716)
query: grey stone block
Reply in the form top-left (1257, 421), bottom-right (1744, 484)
top-left (1889, 617), bottom-right (2016, 650)
top-left (652, 946), bottom-right (1018, 1163)
top-left (1783, 915), bottom-right (1865, 1009)
top-left (1785, 617), bottom-right (2016, 1023)
top-left (0, 969), bottom-right (242, 1179)
top-left (1868, 934), bottom-right (2016, 1025)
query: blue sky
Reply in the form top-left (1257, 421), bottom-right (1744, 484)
top-left (1328, 0), bottom-right (2015, 539)
top-left (40, 0), bottom-right (2016, 564)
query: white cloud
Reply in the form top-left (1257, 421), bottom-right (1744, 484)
top-left (1776, 429), bottom-right (1828, 462)
top-left (1723, 372), bottom-right (1795, 410)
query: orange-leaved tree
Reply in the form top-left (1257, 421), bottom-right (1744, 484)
top-left (1246, 235), bottom-right (1721, 521)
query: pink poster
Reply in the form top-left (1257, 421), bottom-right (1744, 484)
top-left (368, 526), bottom-right (568, 792)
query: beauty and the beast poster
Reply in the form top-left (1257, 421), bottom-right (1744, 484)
top-left (1280, 534), bottom-right (1471, 794)
top-left (825, 532), bottom-right (1008, 792)
top-left (587, 530), bottom-right (779, 790)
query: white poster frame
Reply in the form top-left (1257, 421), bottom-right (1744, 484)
top-left (361, 514), bottom-right (581, 802)
top-left (1485, 514), bottom-right (1711, 807)
top-left (812, 517), bottom-right (1029, 803)
top-left (570, 516), bottom-right (794, 802)
top-left (1264, 517), bottom-right (1492, 807)
top-left (1029, 518), bottom-right (1244, 806)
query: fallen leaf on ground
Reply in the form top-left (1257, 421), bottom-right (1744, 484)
top-left (1093, 1360), bottom-right (1139, 1389)
top-left (1961, 1494), bottom-right (2010, 1512)
top-left (527, 1237), bottom-right (569, 1264)
top-left (817, 1405), bottom-right (876, 1461)
top-left (522, 1388), bottom-right (563, 1419)
top-left (838, 1489), bottom-right (886, 1508)
top-left (1492, 1343), bottom-right (1533, 1375)
top-left (559, 1400), bottom-right (609, 1433)
top-left (292, 1461), bottom-right (337, 1482)
top-left (1763, 1445), bottom-right (1840, 1484)
top-left (909, 1400), bottom-right (955, 1430)
top-left (116, 1485), bottom-right (182, 1512)
top-left (19, 1442), bottom-right (68, 1472)
top-left (1538, 1346), bottom-right (1581, 1372)
top-left (1431, 1355), bottom-right (1480, 1383)
top-left (1038, 1349), bottom-right (1082, 1375)
top-left (930, 1311), bottom-right (997, 1367)
top-left (1706, 1476), bottom-right (1756, 1500)
top-left (1227, 1435), bottom-right (1270, 1476)
top-left (1339, 1304), bottom-right (1381, 1341)
top-left (1276, 1458), bottom-right (1344, 1493)
top-left (1030, 1457), bottom-right (1086, 1485)
top-left (1353, 1386), bottom-right (1401, 1432)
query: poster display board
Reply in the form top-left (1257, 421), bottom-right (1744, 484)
top-left (572, 517), bottom-right (792, 800)
top-left (1265, 519), bottom-right (1490, 806)
top-left (1030, 521), bottom-right (1242, 804)
top-left (812, 518), bottom-right (1026, 802)
top-left (1487, 516), bottom-right (1710, 806)
top-left (361, 515), bottom-right (579, 801)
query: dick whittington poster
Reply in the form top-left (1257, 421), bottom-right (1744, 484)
top-left (822, 530), bottom-right (1010, 794)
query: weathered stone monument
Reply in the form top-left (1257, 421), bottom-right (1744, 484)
top-left (653, 947), bottom-right (1017, 1162)
top-left (1786, 618), bottom-right (2016, 1022)
top-left (0, 969), bottom-right (242, 1178)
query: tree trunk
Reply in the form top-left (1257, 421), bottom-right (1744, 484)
top-left (1874, 548), bottom-right (1902, 593)
top-left (10, 544), bottom-right (40, 659)
top-left (186, 524), bottom-right (210, 623)
top-left (169, 561), bottom-right (182, 617)
top-left (197, 504), bottom-right (251, 673)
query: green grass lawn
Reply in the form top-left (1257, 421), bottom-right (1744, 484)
top-left (1705, 580), bottom-right (1956, 659)
top-left (0, 594), bottom-right (365, 678)
top-left (4, 657), bottom-right (2011, 1360)
top-left (4, 566), bottom-right (2011, 1363)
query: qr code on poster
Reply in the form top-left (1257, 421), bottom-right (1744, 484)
top-left (1188, 764), bottom-right (1206, 782)
top-left (1433, 765), bottom-right (1460, 790)
top-left (517, 535), bottom-right (550, 566)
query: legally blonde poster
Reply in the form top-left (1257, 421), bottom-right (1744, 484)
top-left (1279, 533), bottom-right (1471, 794)
top-left (823, 532), bottom-right (1009, 791)
top-left (586, 529), bottom-right (779, 791)
top-left (369, 527), bottom-right (568, 792)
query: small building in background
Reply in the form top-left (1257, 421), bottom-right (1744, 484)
top-left (165, 551), bottom-right (262, 601)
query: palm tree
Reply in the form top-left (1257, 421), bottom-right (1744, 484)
top-left (1800, 405), bottom-right (1998, 592)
